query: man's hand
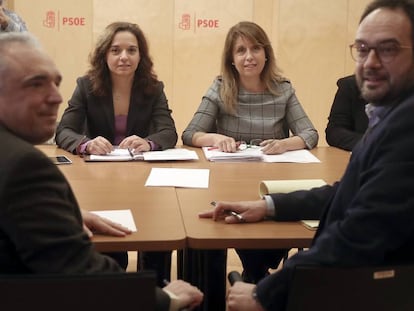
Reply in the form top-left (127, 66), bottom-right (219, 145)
top-left (81, 210), bottom-right (132, 237)
top-left (198, 200), bottom-right (267, 223)
top-left (227, 282), bottom-right (265, 311)
top-left (163, 280), bottom-right (204, 310)
top-left (119, 135), bottom-right (151, 152)
top-left (86, 136), bottom-right (113, 155)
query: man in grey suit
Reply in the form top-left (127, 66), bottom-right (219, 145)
top-left (0, 32), bottom-right (202, 311)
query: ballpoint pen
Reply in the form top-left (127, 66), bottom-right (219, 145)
top-left (207, 146), bottom-right (219, 151)
top-left (128, 148), bottom-right (135, 158)
top-left (207, 141), bottom-right (243, 151)
top-left (210, 201), bottom-right (244, 222)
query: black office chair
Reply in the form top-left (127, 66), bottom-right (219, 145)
top-left (0, 271), bottom-right (156, 311)
top-left (285, 264), bottom-right (414, 311)
top-left (229, 264), bottom-right (414, 311)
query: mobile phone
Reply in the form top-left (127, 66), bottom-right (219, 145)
top-left (49, 155), bottom-right (72, 165)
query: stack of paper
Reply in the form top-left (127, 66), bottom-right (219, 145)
top-left (86, 148), bottom-right (198, 162)
top-left (88, 148), bottom-right (143, 161)
top-left (258, 179), bottom-right (325, 231)
top-left (202, 147), bottom-right (263, 162)
top-left (202, 147), bottom-right (321, 163)
top-left (259, 179), bottom-right (327, 197)
top-left (301, 220), bottom-right (319, 230)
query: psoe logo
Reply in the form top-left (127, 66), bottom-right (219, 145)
top-left (179, 13), bottom-right (191, 30)
top-left (43, 11), bottom-right (56, 28)
top-left (178, 13), bottom-right (220, 32)
top-left (42, 10), bottom-right (86, 31)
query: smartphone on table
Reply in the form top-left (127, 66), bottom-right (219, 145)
top-left (49, 155), bottom-right (72, 165)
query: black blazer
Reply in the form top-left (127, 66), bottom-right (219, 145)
top-left (325, 75), bottom-right (368, 151)
top-left (56, 76), bottom-right (178, 154)
top-left (257, 88), bottom-right (414, 310)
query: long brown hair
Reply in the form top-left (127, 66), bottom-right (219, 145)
top-left (87, 21), bottom-right (158, 96)
top-left (220, 21), bottom-right (284, 113)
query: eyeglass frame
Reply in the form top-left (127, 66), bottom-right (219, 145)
top-left (238, 139), bottom-right (263, 150)
top-left (349, 40), bottom-right (412, 64)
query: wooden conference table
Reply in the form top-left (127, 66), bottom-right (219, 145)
top-left (37, 145), bottom-right (186, 253)
top-left (38, 145), bottom-right (349, 311)
top-left (176, 146), bottom-right (349, 250)
top-left (38, 145), bottom-right (349, 252)
top-left (173, 146), bottom-right (349, 311)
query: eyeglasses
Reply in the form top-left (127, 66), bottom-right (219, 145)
top-left (349, 41), bottom-right (412, 63)
top-left (238, 139), bottom-right (263, 150)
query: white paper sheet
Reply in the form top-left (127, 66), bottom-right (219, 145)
top-left (143, 148), bottom-right (199, 161)
top-left (145, 168), bottom-right (210, 188)
top-left (90, 209), bottom-right (137, 232)
top-left (262, 150), bottom-right (321, 163)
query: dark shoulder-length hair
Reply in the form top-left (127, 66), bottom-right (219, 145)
top-left (87, 21), bottom-right (158, 96)
top-left (220, 21), bottom-right (284, 113)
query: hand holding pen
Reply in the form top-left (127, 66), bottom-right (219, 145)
top-left (197, 201), bottom-right (246, 223)
top-left (210, 201), bottom-right (245, 222)
top-left (206, 136), bottom-right (240, 153)
top-left (198, 200), bottom-right (268, 223)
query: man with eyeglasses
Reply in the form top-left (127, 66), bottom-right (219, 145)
top-left (200, 0), bottom-right (414, 310)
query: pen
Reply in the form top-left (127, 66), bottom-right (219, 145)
top-left (128, 148), bottom-right (134, 157)
top-left (210, 201), bottom-right (244, 222)
top-left (207, 141), bottom-right (242, 151)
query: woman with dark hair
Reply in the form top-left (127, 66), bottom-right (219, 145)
top-left (55, 22), bottom-right (177, 286)
top-left (56, 21), bottom-right (177, 155)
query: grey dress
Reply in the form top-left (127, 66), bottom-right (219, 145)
top-left (182, 77), bottom-right (318, 148)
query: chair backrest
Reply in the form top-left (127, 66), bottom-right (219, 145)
top-left (0, 271), bottom-right (156, 311)
top-left (285, 264), bottom-right (414, 311)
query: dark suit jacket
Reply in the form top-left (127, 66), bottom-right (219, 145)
top-left (55, 76), bottom-right (178, 154)
top-left (257, 89), bottom-right (414, 310)
top-left (325, 75), bottom-right (368, 151)
top-left (0, 124), bottom-right (123, 273)
top-left (0, 125), bottom-right (171, 310)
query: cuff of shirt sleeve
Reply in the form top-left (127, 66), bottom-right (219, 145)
top-left (264, 195), bottom-right (276, 217)
top-left (162, 289), bottom-right (181, 311)
top-left (146, 139), bottom-right (160, 151)
top-left (77, 140), bottom-right (91, 155)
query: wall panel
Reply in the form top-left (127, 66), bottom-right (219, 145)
top-left (12, 0), bottom-right (372, 146)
